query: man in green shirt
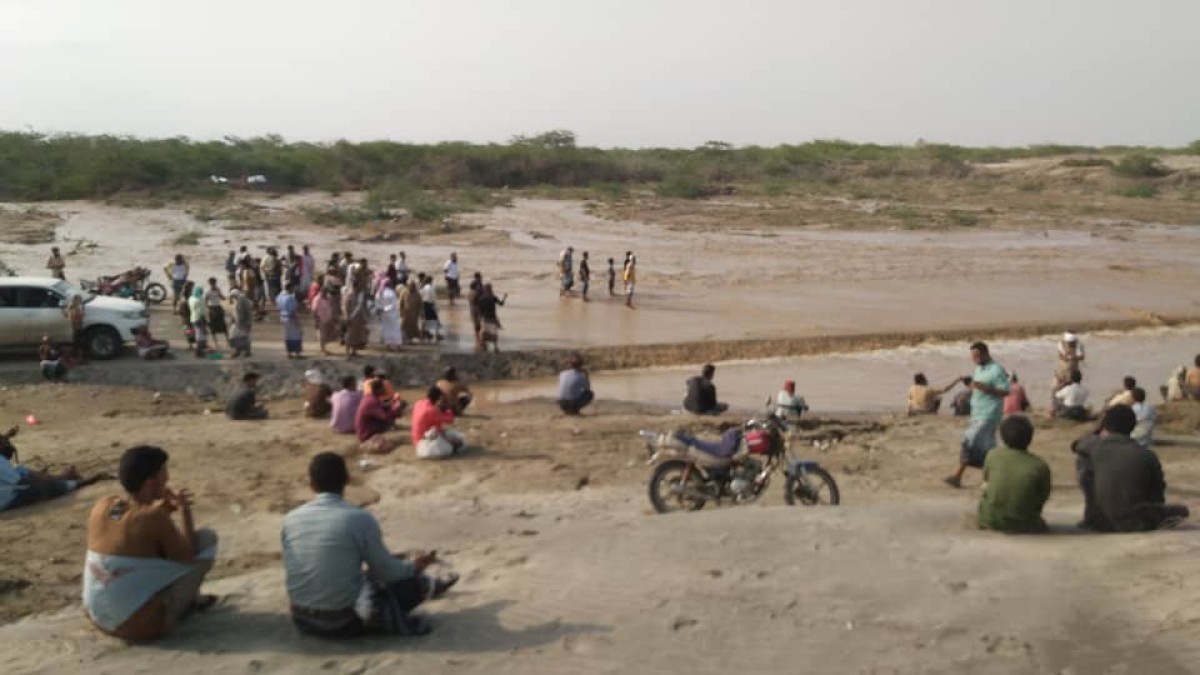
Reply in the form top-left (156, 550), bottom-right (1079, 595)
top-left (978, 415), bottom-right (1051, 533)
top-left (946, 342), bottom-right (1010, 488)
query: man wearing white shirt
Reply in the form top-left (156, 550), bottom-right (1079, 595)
top-left (1053, 369), bottom-right (1090, 421)
top-left (443, 253), bottom-right (460, 307)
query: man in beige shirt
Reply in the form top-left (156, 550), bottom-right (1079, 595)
top-left (46, 247), bottom-right (66, 280)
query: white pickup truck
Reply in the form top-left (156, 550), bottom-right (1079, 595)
top-left (0, 277), bottom-right (149, 359)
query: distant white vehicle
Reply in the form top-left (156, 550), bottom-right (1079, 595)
top-left (246, 174), bottom-right (268, 185)
top-left (209, 175), bottom-right (230, 184)
top-left (0, 277), bottom-right (149, 359)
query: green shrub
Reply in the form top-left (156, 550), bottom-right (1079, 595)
top-left (947, 210), bottom-right (980, 227)
top-left (1059, 157), bottom-right (1113, 168)
top-left (1115, 183), bottom-right (1159, 199)
top-left (171, 229), bottom-right (203, 245)
top-left (656, 170), bottom-right (710, 199)
top-left (1113, 154), bottom-right (1170, 178)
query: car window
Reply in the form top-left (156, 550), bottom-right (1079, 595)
top-left (14, 287), bottom-right (61, 308)
top-left (0, 288), bottom-right (14, 308)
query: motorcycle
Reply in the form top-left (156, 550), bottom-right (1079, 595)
top-left (642, 411), bottom-right (839, 514)
top-left (80, 267), bottom-right (167, 305)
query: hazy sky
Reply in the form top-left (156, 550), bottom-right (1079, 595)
top-left (2, 0), bottom-right (1197, 148)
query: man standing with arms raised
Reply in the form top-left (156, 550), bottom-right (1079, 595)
top-left (945, 342), bottom-right (1009, 488)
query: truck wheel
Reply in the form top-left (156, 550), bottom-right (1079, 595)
top-left (86, 326), bottom-right (122, 360)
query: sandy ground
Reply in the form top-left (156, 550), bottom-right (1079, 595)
top-left (2, 384), bottom-right (1200, 673)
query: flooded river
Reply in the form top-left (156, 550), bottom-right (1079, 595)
top-left (480, 325), bottom-right (1200, 414)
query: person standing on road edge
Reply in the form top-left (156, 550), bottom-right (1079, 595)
top-left (945, 341), bottom-right (1010, 488)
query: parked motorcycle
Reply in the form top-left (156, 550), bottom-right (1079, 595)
top-left (80, 267), bottom-right (167, 305)
top-left (642, 411), bottom-right (839, 514)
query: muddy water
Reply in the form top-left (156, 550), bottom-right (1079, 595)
top-left (480, 326), bottom-right (1200, 414)
top-left (2, 199), bottom-right (1200, 357)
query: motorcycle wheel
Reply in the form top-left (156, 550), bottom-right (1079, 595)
top-left (143, 283), bottom-right (168, 305)
top-left (784, 466), bottom-right (840, 506)
top-left (648, 459), bottom-right (708, 514)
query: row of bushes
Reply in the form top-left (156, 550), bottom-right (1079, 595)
top-left (2, 130), bottom-right (1197, 202)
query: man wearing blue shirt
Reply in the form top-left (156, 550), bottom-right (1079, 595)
top-left (282, 453), bottom-right (457, 638)
top-left (946, 342), bottom-right (1010, 488)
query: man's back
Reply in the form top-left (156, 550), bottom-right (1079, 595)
top-left (226, 386), bottom-right (256, 419)
top-left (978, 446), bottom-right (1051, 533)
top-left (684, 376), bottom-right (714, 413)
top-left (1092, 435), bottom-right (1166, 530)
top-left (282, 494), bottom-right (411, 611)
top-left (330, 389), bottom-right (363, 433)
top-left (558, 369), bottom-right (588, 401)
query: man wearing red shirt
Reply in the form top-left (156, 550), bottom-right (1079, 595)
top-left (412, 386), bottom-right (465, 459)
top-left (355, 381), bottom-right (406, 454)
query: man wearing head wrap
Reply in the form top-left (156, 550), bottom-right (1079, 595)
top-left (1055, 332), bottom-right (1085, 391)
top-left (775, 380), bottom-right (809, 420)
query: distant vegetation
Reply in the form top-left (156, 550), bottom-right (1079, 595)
top-left (1, 129), bottom-right (1198, 202)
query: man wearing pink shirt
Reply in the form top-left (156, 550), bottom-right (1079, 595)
top-left (329, 377), bottom-right (362, 435)
top-left (411, 386), bottom-right (465, 460)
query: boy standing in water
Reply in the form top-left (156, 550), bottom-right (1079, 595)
top-left (606, 258), bottom-right (616, 297)
top-left (578, 252), bottom-right (591, 302)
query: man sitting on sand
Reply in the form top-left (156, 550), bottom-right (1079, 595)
top-left (133, 327), bottom-right (171, 360)
top-left (1131, 387), bottom-right (1156, 450)
top-left (1104, 376), bottom-right (1137, 410)
top-left (1, 425), bottom-right (109, 512)
top-left (684, 364), bottom-right (728, 415)
top-left (557, 354), bottom-right (595, 415)
top-left (83, 446), bottom-right (218, 641)
top-left (304, 369), bottom-right (333, 419)
top-left (977, 415), bottom-right (1051, 534)
top-left (1003, 372), bottom-right (1030, 415)
top-left (775, 380), bottom-right (809, 420)
top-left (907, 373), bottom-right (956, 416)
top-left (330, 376), bottom-right (362, 435)
top-left (226, 372), bottom-right (268, 420)
top-left (1052, 369), bottom-right (1090, 421)
top-left (436, 367), bottom-right (474, 415)
top-left (1186, 355), bottom-right (1200, 399)
top-left (1072, 405), bottom-right (1190, 532)
top-left (282, 453), bottom-right (457, 638)
top-left (412, 386), bottom-right (465, 459)
top-left (356, 380), bottom-right (406, 454)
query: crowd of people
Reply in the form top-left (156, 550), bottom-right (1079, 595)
top-left (900, 336), bottom-right (1193, 535)
top-left (558, 246), bottom-right (637, 308)
top-left (154, 245), bottom-right (519, 360)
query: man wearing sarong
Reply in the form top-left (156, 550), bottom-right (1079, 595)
top-left (945, 342), bottom-right (1009, 488)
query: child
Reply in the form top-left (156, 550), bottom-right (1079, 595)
top-left (607, 258), bottom-right (616, 296)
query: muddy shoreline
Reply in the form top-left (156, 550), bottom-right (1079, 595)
top-left (5, 314), bottom-right (1194, 397)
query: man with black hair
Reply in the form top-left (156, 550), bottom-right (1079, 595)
top-left (436, 367), bottom-right (473, 415)
top-left (977, 415), bottom-right (1051, 533)
top-left (83, 446), bottom-right (218, 640)
top-left (1104, 376), bottom-right (1138, 410)
top-left (282, 452), bottom-right (457, 638)
top-left (945, 342), bottom-right (1010, 488)
top-left (1073, 405), bottom-right (1189, 532)
top-left (0, 425), bottom-right (108, 512)
top-left (355, 380), bottom-right (404, 454)
top-left (1052, 369), bottom-right (1090, 421)
top-left (1131, 387), bottom-right (1156, 450)
top-left (412, 386), bottom-right (465, 459)
top-left (558, 354), bottom-right (595, 415)
top-left (683, 364), bottom-right (728, 415)
top-left (226, 372), bottom-right (268, 420)
top-left (330, 376), bottom-right (362, 435)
